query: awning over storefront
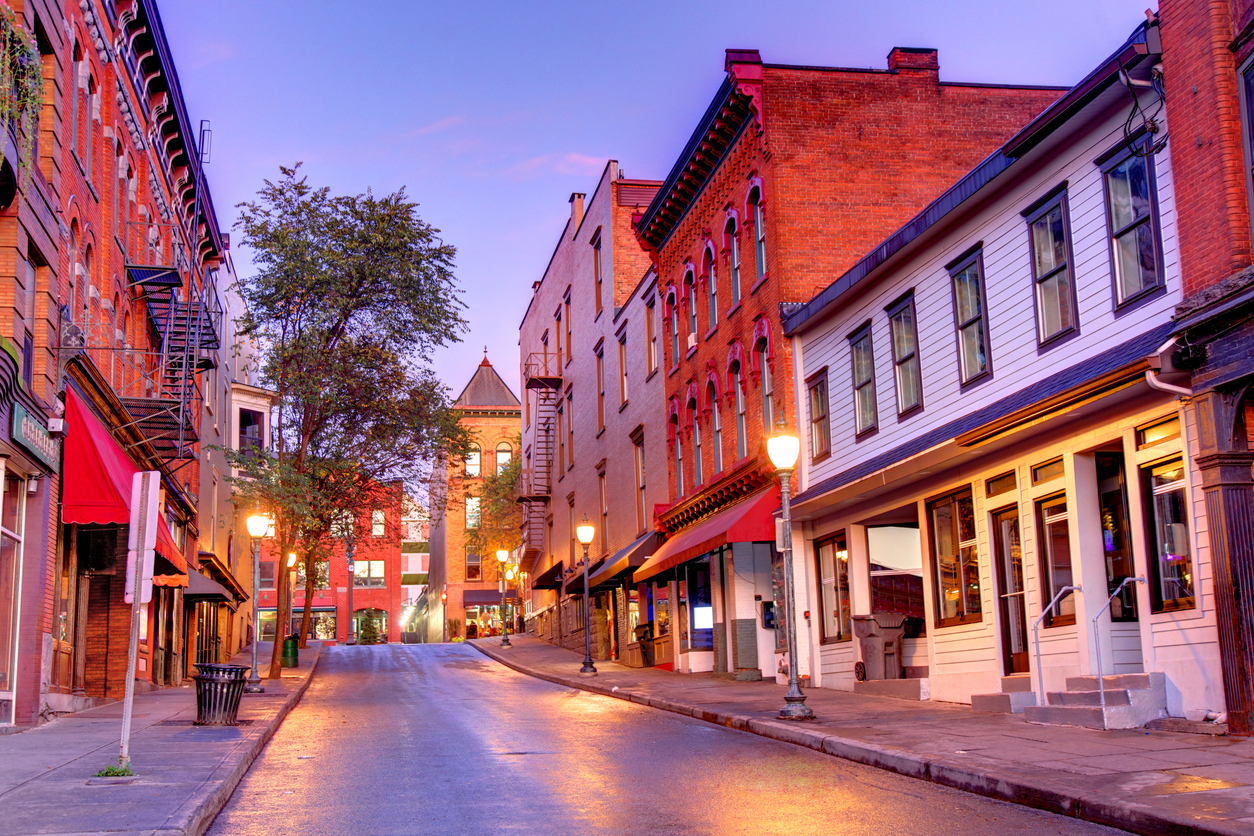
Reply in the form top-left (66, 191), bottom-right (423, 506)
top-left (183, 566), bottom-right (236, 609)
top-left (588, 531), bottom-right (663, 589)
top-left (634, 487), bottom-right (779, 584)
top-left (531, 560), bottom-right (564, 590)
top-left (61, 388), bottom-right (185, 575)
top-left (563, 557), bottom-right (606, 595)
top-left (463, 589), bottom-right (520, 606)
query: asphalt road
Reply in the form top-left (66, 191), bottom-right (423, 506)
top-left (208, 644), bottom-right (1127, 836)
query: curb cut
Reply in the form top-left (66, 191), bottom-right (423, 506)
top-left (471, 642), bottom-right (1247, 836)
top-left (173, 647), bottom-right (323, 836)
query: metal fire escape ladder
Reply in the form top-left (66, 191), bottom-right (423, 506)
top-left (519, 353), bottom-right (561, 568)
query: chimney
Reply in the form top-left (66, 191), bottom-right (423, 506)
top-left (569, 192), bottom-right (585, 234)
top-left (887, 47), bottom-right (938, 73)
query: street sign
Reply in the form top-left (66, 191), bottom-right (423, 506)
top-left (124, 549), bottom-right (154, 604)
top-left (124, 472), bottom-right (160, 604)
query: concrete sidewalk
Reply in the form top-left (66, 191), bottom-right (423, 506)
top-left (472, 634), bottom-right (1254, 836)
top-left (0, 641), bottom-right (322, 836)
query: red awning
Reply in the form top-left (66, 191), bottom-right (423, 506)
top-left (634, 486), bottom-right (779, 584)
top-left (61, 389), bottom-right (186, 575)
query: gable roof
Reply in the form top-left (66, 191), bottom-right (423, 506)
top-left (455, 358), bottom-right (520, 409)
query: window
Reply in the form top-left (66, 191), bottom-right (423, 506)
top-left (554, 310), bottom-right (563, 363)
top-left (634, 433), bottom-right (647, 532)
top-left (1102, 145), bottom-right (1162, 306)
top-left (296, 560), bottom-right (330, 589)
top-left (690, 401), bottom-right (703, 486)
top-left (618, 338), bottom-right (628, 405)
top-left (668, 293), bottom-right (679, 367)
top-left (563, 293), bottom-right (572, 362)
top-left (352, 560), bottom-right (385, 588)
top-left (596, 349), bottom-right (605, 431)
top-left (758, 342), bottom-right (773, 430)
top-left (593, 234), bottom-right (603, 315)
top-left (949, 251), bottom-right (991, 384)
top-left (85, 77), bottom-right (96, 185)
top-left (685, 271), bottom-right (697, 340)
top-left (986, 471), bottom-right (1016, 498)
top-left (1026, 192), bottom-right (1078, 344)
top-left (816, 532), bottom-right (851, 643)
top-left (708, 384), bottom-right (722, 473)
top-left (807, 372), bottom-right (830, 460)
top-left (750, 187), bottom-right (767, 283)
top-left (566, 391), bottom-right (574, 467)
top-left (371, 509), bottom-right (385, 537)
top-left (646, 299), bottom-right (658, 374)
top-left (1032, 458), bottom-right (1064, 485)
top-left (727, 218), bottom-right (741, 306)
top-left (850, 326), bottom-right (876, 435)
top-left (496, 442), bottom-right (512, 474)
top-left (239, 408), bottom-right (265, 457)
top-left (705, 249), bottom-right (718, 330)
top-left (465, 497), bottom-right (481, 529)
top-left (1137, 416), bottom-right (1180, 448)
top-left (557, 407), bottom-right (565, 471)
top-left (672, 417), bottom-right (684, 498)
top-left (1145, 459), bottom-right (1194, 612)
top-left (331, 510), bottom-right (353, 539)
top-left (599, 472), bottom-right (608, 556)
top-left (732, 362), bottom-right (747, 459)
top-left (1036, 495), bottom-right (1075, 626)
top-left (465, 551), bottom-right (482, 581)
top-left (464, 444), bottom-right (481, 477)
top-left (259, 561), bottom-right (276, 590)
top-left (929, 490), bottom-right (981, 627)
top-left (887, 294), bottom-right (922, 415)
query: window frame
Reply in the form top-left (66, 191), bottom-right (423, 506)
top-left (750, 187), bottom-right (767, 284)
top-left (757, 341), bottom-right (774, 431)
top-left (353, 559), bottom-right (387, 588)
top-left (732, 362), bottom-right (747, 460)
top-left (1143, 457), bottom-right (1195, 613)
top-left (685, 270), bottom-right (698, 342)
top-left (646, 297), bottom-right (658, 375)
top-left (672, 417), bottom-right (684, 498)
top-left (592, 231), bottom-right (604, 317)
top-left (633, 431), bottom-right (647, 533)
top-left (1036, 493), bottom-right (1076, 627)
top-left (690, 400), bottom-right (703, 486)
top-left (815, 531), bottom-right (852, 644)
top-left (464, 496), bottom-right (480, 529)
top-left (705, 247), bottom-right (718, 331)
top-left (1023, 186), bottom-right (1080, 349)
top-left (1098, 138), bottom-right (1165, 312)
top-left (371, 509), bottom-right (386, 537)
top-left (707, 383), bottom-right (722, 474)
top-left (618, 337), bottom-right (628, 406)
top-left (595, 347), bottom-right (605, 432)
top-left (667, 291), bottom-right (679, 370)
top-left (886, 292), bottom-right (923, 418)
top-left (727, 217), bottom-right (741, 307)
top-left (464, 444), bottom-right (481, 477)
top-left (563, 292), bottom-right (573, 363)
top-left (465, 550), bottom-right (482, 581)
top-left (926, 488), bottom-right (982, 628)
top-left (946, 247), bottom-right (993, 387)
top-left (495, 442), bottom-right (512, 474)
top-left (806, 368), bottom-right (831, 463)
top-left (849, 322), bottom-right (877, 438)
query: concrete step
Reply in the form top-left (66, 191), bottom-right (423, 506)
top-left (1000, 675), bottom-right (1033, 693)
top-left (1065, 673), bottom-right (1152, 691)
top-left (853, 678), bottom-right (929, 701)
top-left (1024, 704), bottom-right (1106, 729)
top-left (972, 690), bottom-right (1037, 714)
top-left (1047, 688), bottom-right (1131, 707)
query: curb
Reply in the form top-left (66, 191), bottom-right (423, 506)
top-left (471, 642), bottom-right (1247, 836)
top-left (172, 647), bottom-right (323, 836)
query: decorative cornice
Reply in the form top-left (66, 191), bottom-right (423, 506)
top-left (658, 453), bottom-right (772, 533)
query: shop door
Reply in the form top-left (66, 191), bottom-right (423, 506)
top-left (992, 507), bottom-right (1030, 675)
top-left (1096, 454), bottom-right (1138, 622)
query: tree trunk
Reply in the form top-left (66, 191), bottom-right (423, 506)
top-left (268, 550), bottom-right (288, 679)
top-left (298, 552), bottom-right (316, 648)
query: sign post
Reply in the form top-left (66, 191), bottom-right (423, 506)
top-left (119, 471), bottom-right (159, 769)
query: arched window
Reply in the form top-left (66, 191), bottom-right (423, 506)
top-left (85, 75), bottom-right (97, 184)
top-left (82, 244), bottom-right (93, 328)
top-left (708, 382), bottom-right (722, 474)
top-left (685, 270), bottom-right (697, 340)
top-left (704, 247), bottom-right (718, 330)
top-left (68, 222), bottom-right (79, 320)
top-left (465, 444), bottom-right (481, 477)
top-left (727, 217), bottom-right (741, 306)
top-left (70, 44), bottom-right (82, 158)
top-left (731, 361), bottom-right (747, 459)
top-left (689, 397), bottom-right (703, 486)
top-left (750, 186), bottom-right (767, 283)
top-left (496, 442), bottom-right (512, 474)
top-left (756, 337), bottom-right (774, 430)
top-left (671, 415), bottom-right (684, 498)
top-left (667, 291), bottom-right (679, 367)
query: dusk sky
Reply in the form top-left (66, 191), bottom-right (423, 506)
top-left (158, 0), bottom-right (1156, 400)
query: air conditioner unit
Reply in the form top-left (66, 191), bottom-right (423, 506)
top-left (687, 333), bottom-right (698, 350)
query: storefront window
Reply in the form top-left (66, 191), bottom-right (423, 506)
top-left (353, 560), bottom-right (386, 588)
top-left (1037, 495), bottom-right (1075, 626)
top-left (683, 559), bottom-right (712, 651)
top-left (929, 490), bottom-right (981, 627)
top-left (1145, 460), bottom-right (1194, 612)
top-left (816, 533), bottom-right (851, 643)
top-left (654, 584), bottom-right (670, 636)
top-left (0, 472), bottom-right (25, 722)
top-left (867, 526), bottom-right (925, 637)
top-left (627, 588), bottom-right (640, 640)
top-left (259, 609), bottom-right (277, 642)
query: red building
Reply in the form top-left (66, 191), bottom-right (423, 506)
top-left (630, 48), bottom-right (1064, 678)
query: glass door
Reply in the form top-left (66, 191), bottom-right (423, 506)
top-left (1096, 453), bottom-right (1137, 621)
top-left (992, 507), bottom-right (1029, 675)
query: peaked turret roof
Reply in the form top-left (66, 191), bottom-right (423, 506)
top-left (454, 355), bottom-right (520, 408)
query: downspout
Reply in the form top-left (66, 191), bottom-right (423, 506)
top-left (1145, 336), bottom-right (1194, 397)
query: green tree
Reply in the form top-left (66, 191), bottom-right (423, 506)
top-left (230, 164), bottom-right (469, 673)
top-left (461, 434), bottom-right (524, 572)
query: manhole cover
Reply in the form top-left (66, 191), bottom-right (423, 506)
top-left (158, 719), bottom-right (255, 727)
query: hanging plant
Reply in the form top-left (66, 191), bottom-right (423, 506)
top-left (0, 7), bottom-right (41, 186)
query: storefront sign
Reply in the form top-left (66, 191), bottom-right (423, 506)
top-left (12, 403), bottom-right (59, 472)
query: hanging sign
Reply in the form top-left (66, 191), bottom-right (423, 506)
top-left (12, 403), bottom-right (59, 471)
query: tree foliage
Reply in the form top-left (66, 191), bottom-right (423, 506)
top-left (461, 434), bottom-right (524, 566)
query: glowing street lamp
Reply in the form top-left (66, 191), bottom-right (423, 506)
top-left (496, 550), bottom-right (512, 648)
top-left (767, 416), bottom-right (815, 721)
top-left (575, 516), bottom-right (596, 676)
top-left (245, 512), bottom-right (274, 693)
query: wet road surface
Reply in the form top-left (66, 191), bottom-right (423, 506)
top-left (209, 644), bottom-right (1127, 836)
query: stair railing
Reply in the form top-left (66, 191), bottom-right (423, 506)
top-left (1032, 585), bottom-right (1082, 707)
top-left (1091, 576), bottom-right (1146, 725)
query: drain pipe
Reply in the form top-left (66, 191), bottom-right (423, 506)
top-left (1145, 337), bottom-right (1193, 398)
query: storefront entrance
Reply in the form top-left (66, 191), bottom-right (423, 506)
top-left (992, 507), bottom-right (1029, 675)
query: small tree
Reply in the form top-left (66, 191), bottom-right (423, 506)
top-left (461, 434), bottom-right (523, 576)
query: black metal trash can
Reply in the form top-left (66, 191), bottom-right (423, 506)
top-left (281, 634), bottom-right (299, 667)
top-left (192, 663), bottom-right (250, 725)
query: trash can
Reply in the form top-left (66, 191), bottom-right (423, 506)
top-left (192, 663), bottom-right (250, 725)
top-left (851, 613), bottom-right (907, 680)
top-left (281, 634), bottom-right (299, 668)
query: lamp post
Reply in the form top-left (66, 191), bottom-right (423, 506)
top-left (576, 515), bottom-right (596, 676)
top-left (286, 552), bottom-right (297, 639)
top-left (345, 527), bottom-right (357, 645)
top-left (767, 416), bottom-right (815, 721)
top-left (496, 550), bottom-right (512, 648)
top-left (245, 512), bottom-right (273, 693)
top-left (506, 566), bottom-right (517, 638)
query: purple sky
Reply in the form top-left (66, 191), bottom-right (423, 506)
top-left (159, 0), bottom-right (1155, 398)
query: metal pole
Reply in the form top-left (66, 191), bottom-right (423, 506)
top-left (500, 572), bottom-right (512, 648)
top-left (119, 477), bottom-right (151, 768)
top-left (245, 537), bottom-right (264, 692)
top-left (580, 542), bottom-right (596, 675)
top-left (777, 469), bottom-right (815, 721)
top-left (345, 531), bottom-right (357, 645)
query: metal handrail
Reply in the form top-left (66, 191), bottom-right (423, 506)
top-left (1032, 585), bottom-right (1082, 706)
top-left (1091, 576), bottom-right (1146, 726)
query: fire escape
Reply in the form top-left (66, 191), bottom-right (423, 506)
top-left (518, 352), bottom-right (561, 570)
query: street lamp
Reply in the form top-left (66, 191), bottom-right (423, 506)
top-left (245, 512), bottom-right (273, 693)
top-left (767, 416), bottom-right (815, 721)
top-left (575, 515), bottom-right (596, 676)
top-left (496, 550), bottom-right (512, 648)
top-left (505, 566), bottom-right (517, 638)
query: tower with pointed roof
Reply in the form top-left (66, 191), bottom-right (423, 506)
top-left (423, 356), bottom-right (521, 642)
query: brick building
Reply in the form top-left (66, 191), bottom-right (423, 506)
top-left (424, 356), bottom-right (521, 642)
top-left (1156, 0), bottom-right (1254, 735)
top-left (629, 48), bottom-right (1065, 679)
top-left (517, 161), bottom-right (665, 664)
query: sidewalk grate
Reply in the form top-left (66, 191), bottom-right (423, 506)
top-left (158, 719), bottom-right (255, 727)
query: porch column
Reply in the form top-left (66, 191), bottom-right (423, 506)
top-left (72, 574), bottom-right (89, 696)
